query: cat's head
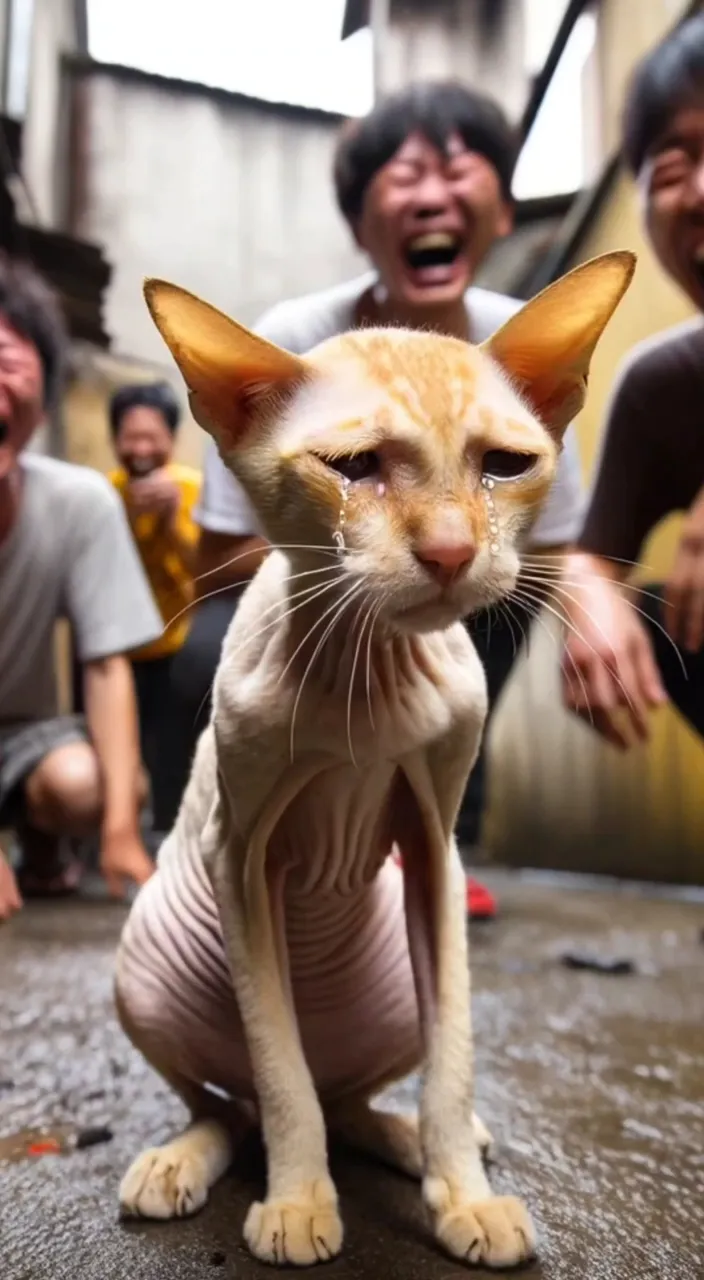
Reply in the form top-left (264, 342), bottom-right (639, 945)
top-left (144, 252), bottom-right (634, 634)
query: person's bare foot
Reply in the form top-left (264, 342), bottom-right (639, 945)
top-left (0, 851), bottom-right (23, 921)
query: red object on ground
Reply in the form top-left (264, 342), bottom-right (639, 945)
top-left (391, 853), bottom-right (497, 920)
top-left (27, 1139), bottom-right (61, 1156)
top-left (465, 876), bottom-right (497, 920)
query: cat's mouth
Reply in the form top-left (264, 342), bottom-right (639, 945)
top-left (402, 232), bottom-right (466, 286)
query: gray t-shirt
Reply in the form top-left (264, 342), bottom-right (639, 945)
top-left (194, 273), bottom-right (584, 545)
top-left (0, 454), bottom-right (163, 723)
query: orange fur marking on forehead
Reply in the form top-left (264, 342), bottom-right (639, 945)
top-left (334, 330), bottom-right (481, 443)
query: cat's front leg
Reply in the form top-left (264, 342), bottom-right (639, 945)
top-left (403, 746), bottom-right (536, 1270)
top-left (205, 788), bottom-right (343, 1267)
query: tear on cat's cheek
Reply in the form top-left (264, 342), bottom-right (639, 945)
top-left (377, 482), bottom-right (386, 498)
top-left (481, 477), bottom-right (501, 555)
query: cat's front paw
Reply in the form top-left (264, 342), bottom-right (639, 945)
top-left (424, 1178), bottom-right (536, 1269)
top-left (243, 1177), bottom-right (343, 1266)
top-left (119, 1147), bottom-right (210, 1220)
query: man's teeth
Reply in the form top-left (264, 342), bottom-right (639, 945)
top-left (406, 232), bottom-right (459, 252)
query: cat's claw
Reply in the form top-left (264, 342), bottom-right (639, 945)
top-left (424, 1180), bottom-right (536, 1269)
top-left (119, 1147), bottom-right (210, 1220)
top-left (243, 1178), bottom-right (343, 1266)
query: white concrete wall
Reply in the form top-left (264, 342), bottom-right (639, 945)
top-left (68, 65), bottom-right (367, 368)
top-left (380, 0), bottom-right (528, 123)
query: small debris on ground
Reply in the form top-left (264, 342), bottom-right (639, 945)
top-left (209, 1250), bottom-right (227, 1267)
top-left (74, 1125), bottom-right (114, 1150)
top-left (27, 1138), bottom-right (61, 1157)
top-left (560, 951), bottom-right (635, 975)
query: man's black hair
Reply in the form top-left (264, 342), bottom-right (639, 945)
top-left (333, 80), bottom-right (518, 223)
top-left (109, 381), bottom-right (181, 437)
top-left (623, 13), bottom-right (704, 175)
top-left (0, 253), bottom-right (67, 408)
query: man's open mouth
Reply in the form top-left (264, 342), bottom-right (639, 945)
top-left (403, 231), bottom-right (465, 274)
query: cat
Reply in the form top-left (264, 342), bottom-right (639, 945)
top-left (115, 250), bottom-right (634, 1268)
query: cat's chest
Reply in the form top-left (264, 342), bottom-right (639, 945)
top-left (271, 763), bottom-right (398, 893)
top-left (236, 624), bottom-right (487, 765)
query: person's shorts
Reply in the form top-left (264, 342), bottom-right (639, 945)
top-left (0, 715), bottom-right (89, 827)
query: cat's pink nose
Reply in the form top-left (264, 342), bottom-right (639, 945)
top-left (414, 540), bottom-right (476, 587)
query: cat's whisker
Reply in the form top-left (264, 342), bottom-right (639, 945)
top-left (192, 542), bottom-right (339, 587)
top-left (346, 594), bottom-right (378, 767)
top-left (278, 578), bottom-right (359, 690)
top-left (166, 561), bottom-right (341, 639)
top-left (230, 574), bottom-right (344, 657)
top-left (288, 580), bottom-right (367, 763)
top-left (509, 585), bottom-right (646, 720)
top-left (496, 599), bottom-right (529, 658)
top-left (506, 588), bottom-right (601, 732)
top-left (365, 596), bottom-right (388, 732)
top-left (502, 598), bottom-right (528, 658)
top-left (520, 551), bottom-right (654, 575)
top-left (188, 574), bottom-right (344, 730)
top-left (518, 575), bottom-right (688, 680)
top-left (518, 569), bottom-right (668, 605)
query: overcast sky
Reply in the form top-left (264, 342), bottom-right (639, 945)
top-left (86, 0), bottom-right (596, 200)
top-left (87, 0), bottom-right (374, 117)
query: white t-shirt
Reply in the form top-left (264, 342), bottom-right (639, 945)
top-left (194, 273), bottom-right (584, 546)
top-left (0, 455), bottom-right (162, 722)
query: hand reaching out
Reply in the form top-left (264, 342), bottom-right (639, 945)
top-left (561, 556), bottom-right (667, 749)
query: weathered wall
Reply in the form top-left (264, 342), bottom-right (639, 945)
top-left (20, 0), bottom-right (80, 226)
top-left (488, 0), bottom-right (704, 883)
top-left (379, 0), bottom-right (527, 122)
top-left (66, 62), bottom-right (367, 379)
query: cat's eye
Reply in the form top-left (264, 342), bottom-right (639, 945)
top-left (481, 450), bottom-right (537, 482)
top-left (325, 451), bottom-right (380, 483)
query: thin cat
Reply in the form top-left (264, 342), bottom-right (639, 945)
top-left (116, 251), bottom-right (634, 1268)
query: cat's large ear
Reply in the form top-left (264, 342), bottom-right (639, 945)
top-left (143, 279), bottom-right (307, 446)
top-left (482, 250), bottom-right (636, 436)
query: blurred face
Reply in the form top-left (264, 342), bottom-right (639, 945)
top-left (353, 130), bottom-right (513, 310)
top-left (114, 405), bottom-right (174, 476)
top-left (642, 103), bottom-right (704, 310)
top-left (0, 314), bottom-right (44, 481)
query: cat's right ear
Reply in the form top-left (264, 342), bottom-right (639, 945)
top-left (143, 279), bottom-right (308, 447)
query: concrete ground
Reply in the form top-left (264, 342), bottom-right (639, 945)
top-left (1, 869), bottom-right (703, 1280)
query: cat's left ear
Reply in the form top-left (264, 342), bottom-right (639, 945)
top-left (482, 250), bottom-right (636, 437)
top-left (143, 279), bottom-right (308, 446)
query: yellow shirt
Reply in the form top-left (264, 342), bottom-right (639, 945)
top-left (110, 463), bottom-right (201, 661)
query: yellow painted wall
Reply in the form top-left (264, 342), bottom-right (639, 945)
top-left (488, 0), bottom-right (704, 884)
top-left (488, 173), bottom-right (704, 885)
top-left (62, 346), bottom-right (205, 477)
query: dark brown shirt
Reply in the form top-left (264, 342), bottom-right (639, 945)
top-left (579, 319), bottom-right (704, 563)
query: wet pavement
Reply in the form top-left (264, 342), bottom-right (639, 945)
top-left (1, 868), bottom-right (703, 1280)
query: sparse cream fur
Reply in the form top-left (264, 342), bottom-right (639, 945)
top-left (116, 252), bottom-right (635, 1268)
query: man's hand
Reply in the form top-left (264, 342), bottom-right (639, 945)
top-left (101, 830), bottom-right (154, 900)
top-left (127, 468), bottom-right (180, 521)
top-left (561, 556), bottom-right (667, 749)
top-left (664, 490), bottom-right (704, 653)
top-left (0, 851), bottom-right (22, 921)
